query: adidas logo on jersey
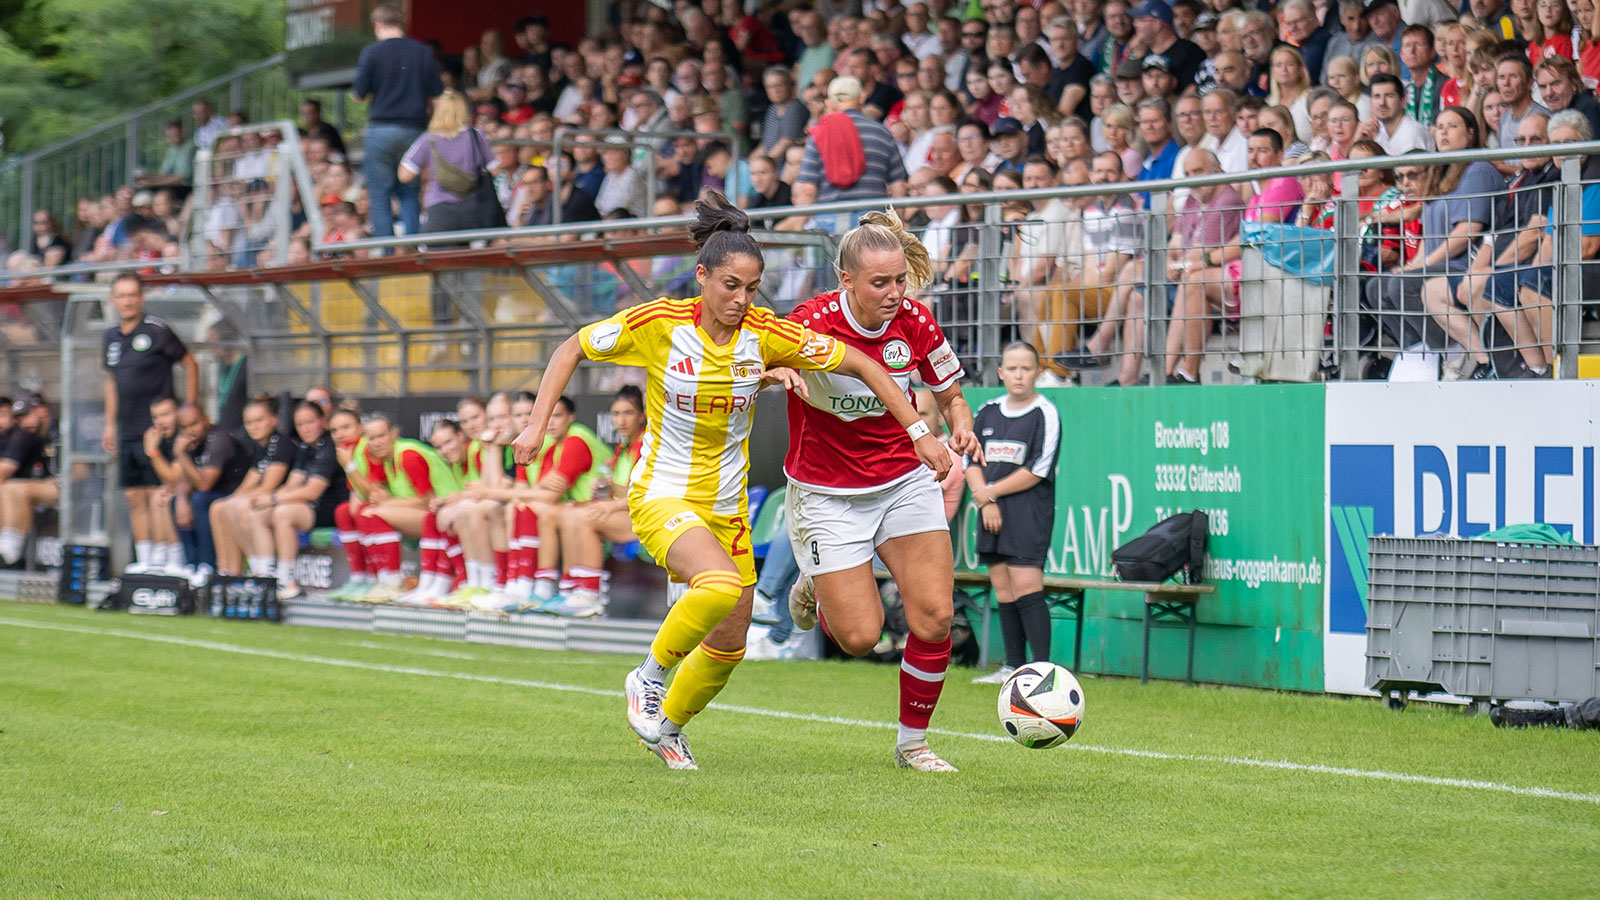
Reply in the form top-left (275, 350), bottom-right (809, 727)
top-left (669, 358), bottom-right (697, 376)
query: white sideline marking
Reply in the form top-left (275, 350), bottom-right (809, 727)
top-left (6, 615), bottom-right (1600, 807)
top-left (343, 639), bottom-right (478, 660)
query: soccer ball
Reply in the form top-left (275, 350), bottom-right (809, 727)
top-left (997, 662), bottom-right (1084, 749)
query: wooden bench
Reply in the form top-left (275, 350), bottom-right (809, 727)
top-left (880, 569), bottom-right (1216, 684)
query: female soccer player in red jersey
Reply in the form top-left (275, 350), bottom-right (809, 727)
top-left (770, 211), bottom-right (981, 772)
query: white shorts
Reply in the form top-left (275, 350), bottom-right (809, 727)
top-left (786, 472), bottom-right (948, 577)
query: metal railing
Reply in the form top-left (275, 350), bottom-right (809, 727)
top-left (9, 137), bottom-right (1600, 390)
top-left (0, 53), bottom-right (360, 253)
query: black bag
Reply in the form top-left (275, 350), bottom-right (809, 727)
top-left (1111, 510), bottom-right (1209, 584)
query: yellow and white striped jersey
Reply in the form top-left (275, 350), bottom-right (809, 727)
top-left (577, 297), bottom-right (847, 514)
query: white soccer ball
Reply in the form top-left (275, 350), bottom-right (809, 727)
top-left (997, 662), bottom-right (1084, 749)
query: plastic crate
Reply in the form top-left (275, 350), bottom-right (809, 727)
top-left (1364, 536), bottom-right (1600, 704)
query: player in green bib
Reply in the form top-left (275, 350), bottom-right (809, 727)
top-left (354, 411), bottom-right (458, 603)
top-left (500, 395), bottom-right (611, 610)
top-left (543, 385), bottom-right (647, 617)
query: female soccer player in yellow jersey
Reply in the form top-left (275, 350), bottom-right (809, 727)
top-left (512, 191), bottom-right (950, 770)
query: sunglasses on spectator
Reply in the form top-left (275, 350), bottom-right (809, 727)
top-left (963, 29), bottom-right (985, 37)
top-left (1395, 170), bottom-right (1426, 181)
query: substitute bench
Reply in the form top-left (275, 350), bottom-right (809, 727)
top-left (951, 571), bottom-right (1215, 685)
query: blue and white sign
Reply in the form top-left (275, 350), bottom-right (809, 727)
top-left (1324, 382), bottom-right (1600, 693)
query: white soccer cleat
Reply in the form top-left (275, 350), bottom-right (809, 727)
top-left (895, 743), bottom-right (958, 772)
top-left (970, 665), bottom-right (1016, 685)
top-left (644, 731), bottom-right (698, 770)
top-left (625, 668), bottom-right (667, 744)
top-left (788, 575), bottom-right (817, 631)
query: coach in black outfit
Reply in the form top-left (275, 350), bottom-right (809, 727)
top-left (102, 272), bottom-right (197, 570)
top-left (352, 1), bottom-right (443, 240)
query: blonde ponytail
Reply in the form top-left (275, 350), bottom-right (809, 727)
top-left (837, 210), bottom-right (934, 296)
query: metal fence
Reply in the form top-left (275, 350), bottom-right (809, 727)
top-left (0, 54), bottom-right (362, 254)
top-left (7, 137), bottom-right (1600, 392)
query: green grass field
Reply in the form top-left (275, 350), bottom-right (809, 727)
top-left (4, 600), bottom-right (1599, 899)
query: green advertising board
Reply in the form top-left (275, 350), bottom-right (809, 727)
top-left (957, 384), bottom-right (1326, 691)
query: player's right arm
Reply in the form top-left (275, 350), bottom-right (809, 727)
top-left (513, 335), bottom-right (584, 466)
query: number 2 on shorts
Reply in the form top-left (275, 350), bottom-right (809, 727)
top-left (729, 515), bottom-right (748, 556)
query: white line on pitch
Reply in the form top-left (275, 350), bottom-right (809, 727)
top-left (6, 615), bottom-right (1599, 807)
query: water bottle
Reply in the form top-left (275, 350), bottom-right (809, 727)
top-left (592, 461), bottom-right (615, 501)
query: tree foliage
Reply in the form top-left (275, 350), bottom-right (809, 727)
top-left (0, 0), bottom-right (284, 155)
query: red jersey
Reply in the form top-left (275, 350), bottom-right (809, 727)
top-left (783, 291), bottom-right (964, 492)
top-left (537, 433), bottom-right (594, 483)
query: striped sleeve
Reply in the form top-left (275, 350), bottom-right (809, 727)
top-left (1027, 400), bottom-right (1061, 480)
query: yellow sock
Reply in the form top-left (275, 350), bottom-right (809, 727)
top-left (648, 571), bottom-right (743, 670)
top-left (662, 642), bottom-right (746, 726)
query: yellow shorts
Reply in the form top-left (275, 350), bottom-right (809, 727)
top-left (630, 496), bottom-right (757, 587)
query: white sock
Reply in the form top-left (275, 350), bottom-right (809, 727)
top-left (165, 543), bottom-right (185, 567)
top-left (277, 559), bottom-right (297, 581)
top-left (897, 725), bottom-right (928, 747)
top-left (247, 556), bottom-right (275, 577)
top-left (378, 571), bottom-right (403, 587)
top-left (148, 543), bottom-right (167, 567)
top-left (0, 528), bottom-right (25, 564)
top-left (135, 540), bottom-right (154, 564)
top-left (509, 576), bottom-right (533, 598)
top-left (637, 656), bottom-right (670, 683)
top-left (533, 570), bottom-right (559, 600)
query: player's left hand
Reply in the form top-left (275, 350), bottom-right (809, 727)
top-left (760, 366), bottom-right (807, 398)
top-left (913, 434), bottom-right (951, 482)
top-left (947, 425), bottom-right (982, 464)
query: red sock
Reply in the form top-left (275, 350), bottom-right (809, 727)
top-left (448, 541), bottom-right (467, 586)
top-left (568, 566), bottom-right (603, 593)
top-left (494, 550), bottom-right (510, 586)
top-left (359, 513), bottom-right (402, 575)
top-left (420, 513), bottom-right (445, 576)
top-left (898, 634), bottom-right (952, 731)
top-left (335, 503), bottom-right (368, 576)
top-left (515, 507), bottom-right (539, 578)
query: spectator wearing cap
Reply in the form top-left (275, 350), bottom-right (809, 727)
top-left (1142, 53), bottom-right (1180, 101)
top-left (793, 76), bottom-right (909, 221)
top-left (1325, 0), bottom-right (1381, 79)
top-left (1047, 17), bottom-right (1096, 119)
top-left (1281, 0), bottom-right (1332, 83)
top-left (1364, 0), bottom-right (1407, 72)
top-left (990, 117), bottom-right (1030, 175)
top-left (1114, 57), bottom-right (1147, 106)
top-left (1199, 88), bottom-right (1249, 172)
top-left (0, 395), bottom-right (57, 566)
top-left (500, 80), bottom-right (535, 125)
top-left (1190, 11), bottom-right (1220, 58)
top-left (1130, 0), bottom-right (1206, 91)
top-left (351, 2), bottom-right (443, 241)
top-left (1366, 74), bottom-right (1434, 153)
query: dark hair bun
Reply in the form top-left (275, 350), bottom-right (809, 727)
top-left (688, 189), bottom-right (750, 250)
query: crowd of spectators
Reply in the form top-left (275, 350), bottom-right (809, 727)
top-left (12, 0), bottom-right (1600, 379)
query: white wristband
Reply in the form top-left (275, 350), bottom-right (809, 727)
top-left (906, 420), bottom-right (931, 442)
